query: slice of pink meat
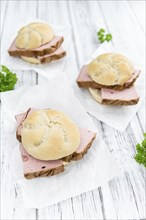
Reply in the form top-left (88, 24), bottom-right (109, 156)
top-left (9, 36), bottom-right (63, 52)
top-left (15, 108), bottom-right (35, 138)
top-left (16, 108), bottom-right (96, 176)
top-left (77, 65), bottom-right (140, 86)
top-left (20, 144), bottom-right (63, 173)
top-left (101, 86), bottom-right (139, 101)
top-left (37, 47), bottom-right (66, 63)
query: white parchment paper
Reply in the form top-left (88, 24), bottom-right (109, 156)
top-left (1, 73), bottom-right (120, 208)
top-left (1, 18), bottom-right (71, 79)
top-left (72, 43), bottom-right (144, 131)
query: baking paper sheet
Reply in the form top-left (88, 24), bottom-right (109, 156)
top-left (1, 72), bottom-right (120, 208)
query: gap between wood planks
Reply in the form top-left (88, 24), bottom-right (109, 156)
top-left (66, 1), bottom-right (108, 219)
top-left (66, 1), bottom-right (145, 219)
top-left (97, 2), bottom-right (145, 218)
top-left (128, 1), bottom-right (145, 33)
top-left (1, 1), bottom-right (145, 219)
top-left (0, 0), bottom-right (8, 40)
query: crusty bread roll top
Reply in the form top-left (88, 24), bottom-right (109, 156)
top-left (87, 53), bottom-right (134, 86)
top-left (21, 109), bottom-right (81, 161)
top-left (15, 22), bottom-right (55, 49)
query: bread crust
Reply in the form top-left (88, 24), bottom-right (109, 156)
top-left (87, 53), bottom-right (134, 86)
top-left (16, 110), bottom-right (96, 179)
top-left (62, 134), bottom-right (96, 162)
top-left (20, 48), bottom-right (66, 64)
top-left (8, 36), bottom-right (64, 57)
top-left (21, 110), bottom-right (81, 160)
top-left (15, 22), bottom-right (55, 49)
top-left (77, 65), bottom-right (140, 91)
top-left (21, 133), bottom-right (96, 179)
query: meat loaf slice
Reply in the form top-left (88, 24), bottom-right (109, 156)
top-left (62, 128), bottom-right (96, 162)
top-left (8, 36), bottom-right (64, 57)
top-left (20, 144), bottom-right (64, 179)
top-left (16, 109), bottom-right (96, 179)
top-left (38, 47), bottom-right (66, 63)
top-left (89, 86), bottom-right (139, 106)
top-left (21, 47), bottom-right (66, 64)
top-left (77, 65), bottom-right (140, 91)
top-left (15, 108), bottom-right (34, 142)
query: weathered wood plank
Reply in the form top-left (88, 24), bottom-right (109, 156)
top-left (68, 0), bottom-right (108, 67)
top-left (37, 1), bottom-right (77, 219)
top-left (0, 0), bottom-right (8, 37)
top-left (66, 1), bottom-right (116, 219)
top-left (67, 1), bottom-right (145, 219)
top-left (37, 1), bottom-right (104, 219)
top-left (98, 2), bottom-right (145, 218)
top-left (99, 1), bottom-right (145, 130)
top-left (109, 172), bottom-right (141, 220)
top-left (1, 1), bottom-right (145, 219)
top-left (128, 1), bottom-right (145, 32)
top-left (1, 1), bottom-right (37, 219)
top-left (90, 114), bottom-right (145, 219)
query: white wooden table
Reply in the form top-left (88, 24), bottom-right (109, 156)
top-left (1, 1), bottom-right (145, 219)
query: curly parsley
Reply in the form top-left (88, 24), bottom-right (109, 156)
top-left (134, 133), bottom-right (146, 168)
top-left (97, 28), bottom-right (112, 43)
top-left (0, 65), bottom-right (18, 92)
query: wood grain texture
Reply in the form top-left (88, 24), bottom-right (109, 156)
top-left (1, 1), bottom-right (145, 220)
top-left (128, 1), bottom-right (145, 32)
top-left (0, 0), bottom-right (8, 37)
top-left (1, 1), bottom-right (37, 219)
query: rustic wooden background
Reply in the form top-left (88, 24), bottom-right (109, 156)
top-left (1, 0), bottom-right (145, 219)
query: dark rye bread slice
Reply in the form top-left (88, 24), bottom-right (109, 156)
top-left (16, 109), bottom-right (96, 179)
top-left (77, 65), bottom-right (140, 91)
top-left (8, 36), bottom-right (64, 57)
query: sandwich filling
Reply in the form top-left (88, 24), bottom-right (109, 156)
top-left (8, 36), bottom-right (64, 57)
top-left (16, 109), bottom-right (96, 179)
top-left (77, 65), bottom-right (140, 90)
top-left (8, 22), bottom-right (66, 64)
top-left (15, 22), bottom-right (55, 49)
top-left (89, 86), bottom-right (139, 105)
top-left (87, 53), bottom-right (134, 86)
top-left (20, 109), bottom-right (81, 160)
top-left (21, 47), bottom-right (66, 64)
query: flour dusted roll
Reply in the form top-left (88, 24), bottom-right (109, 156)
top-left (8, 22), bottom-right (66, 64)
top-left (15, 22), bottom-right (55, 49)
top-left (87, 53), bottom-right (134, 86)
top-left (21, 109), bottom-right (81, 160)
top-left (21, 56), bottom-right (41, 64)
top-left (77, 53), bottom-right (140, 106)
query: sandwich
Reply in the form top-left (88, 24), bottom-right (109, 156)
top-left (8, 22), bottom-right (66, 64)
top-left (77, 53), bottom-right (140, 105)
top-left (16, 108), bottom-right (96, 179)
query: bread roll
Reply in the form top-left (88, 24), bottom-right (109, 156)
top-left (89, 88), bottom-right (102, 103)
top-left (21, 110), bottom-right (81, 160)
top-left (16, 22), bottom-right (55, 49)
top-left (21, 56), bottom-right (41, 64)
top-left (87, 53), bottom-right (134, 86)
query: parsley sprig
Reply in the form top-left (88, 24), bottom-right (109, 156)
top-left (134, 133), bottom-right (146, 167)
top-left (97, 28), bottom-right (112, 43)
top-left (0, 65), bottom-right (18, 92)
